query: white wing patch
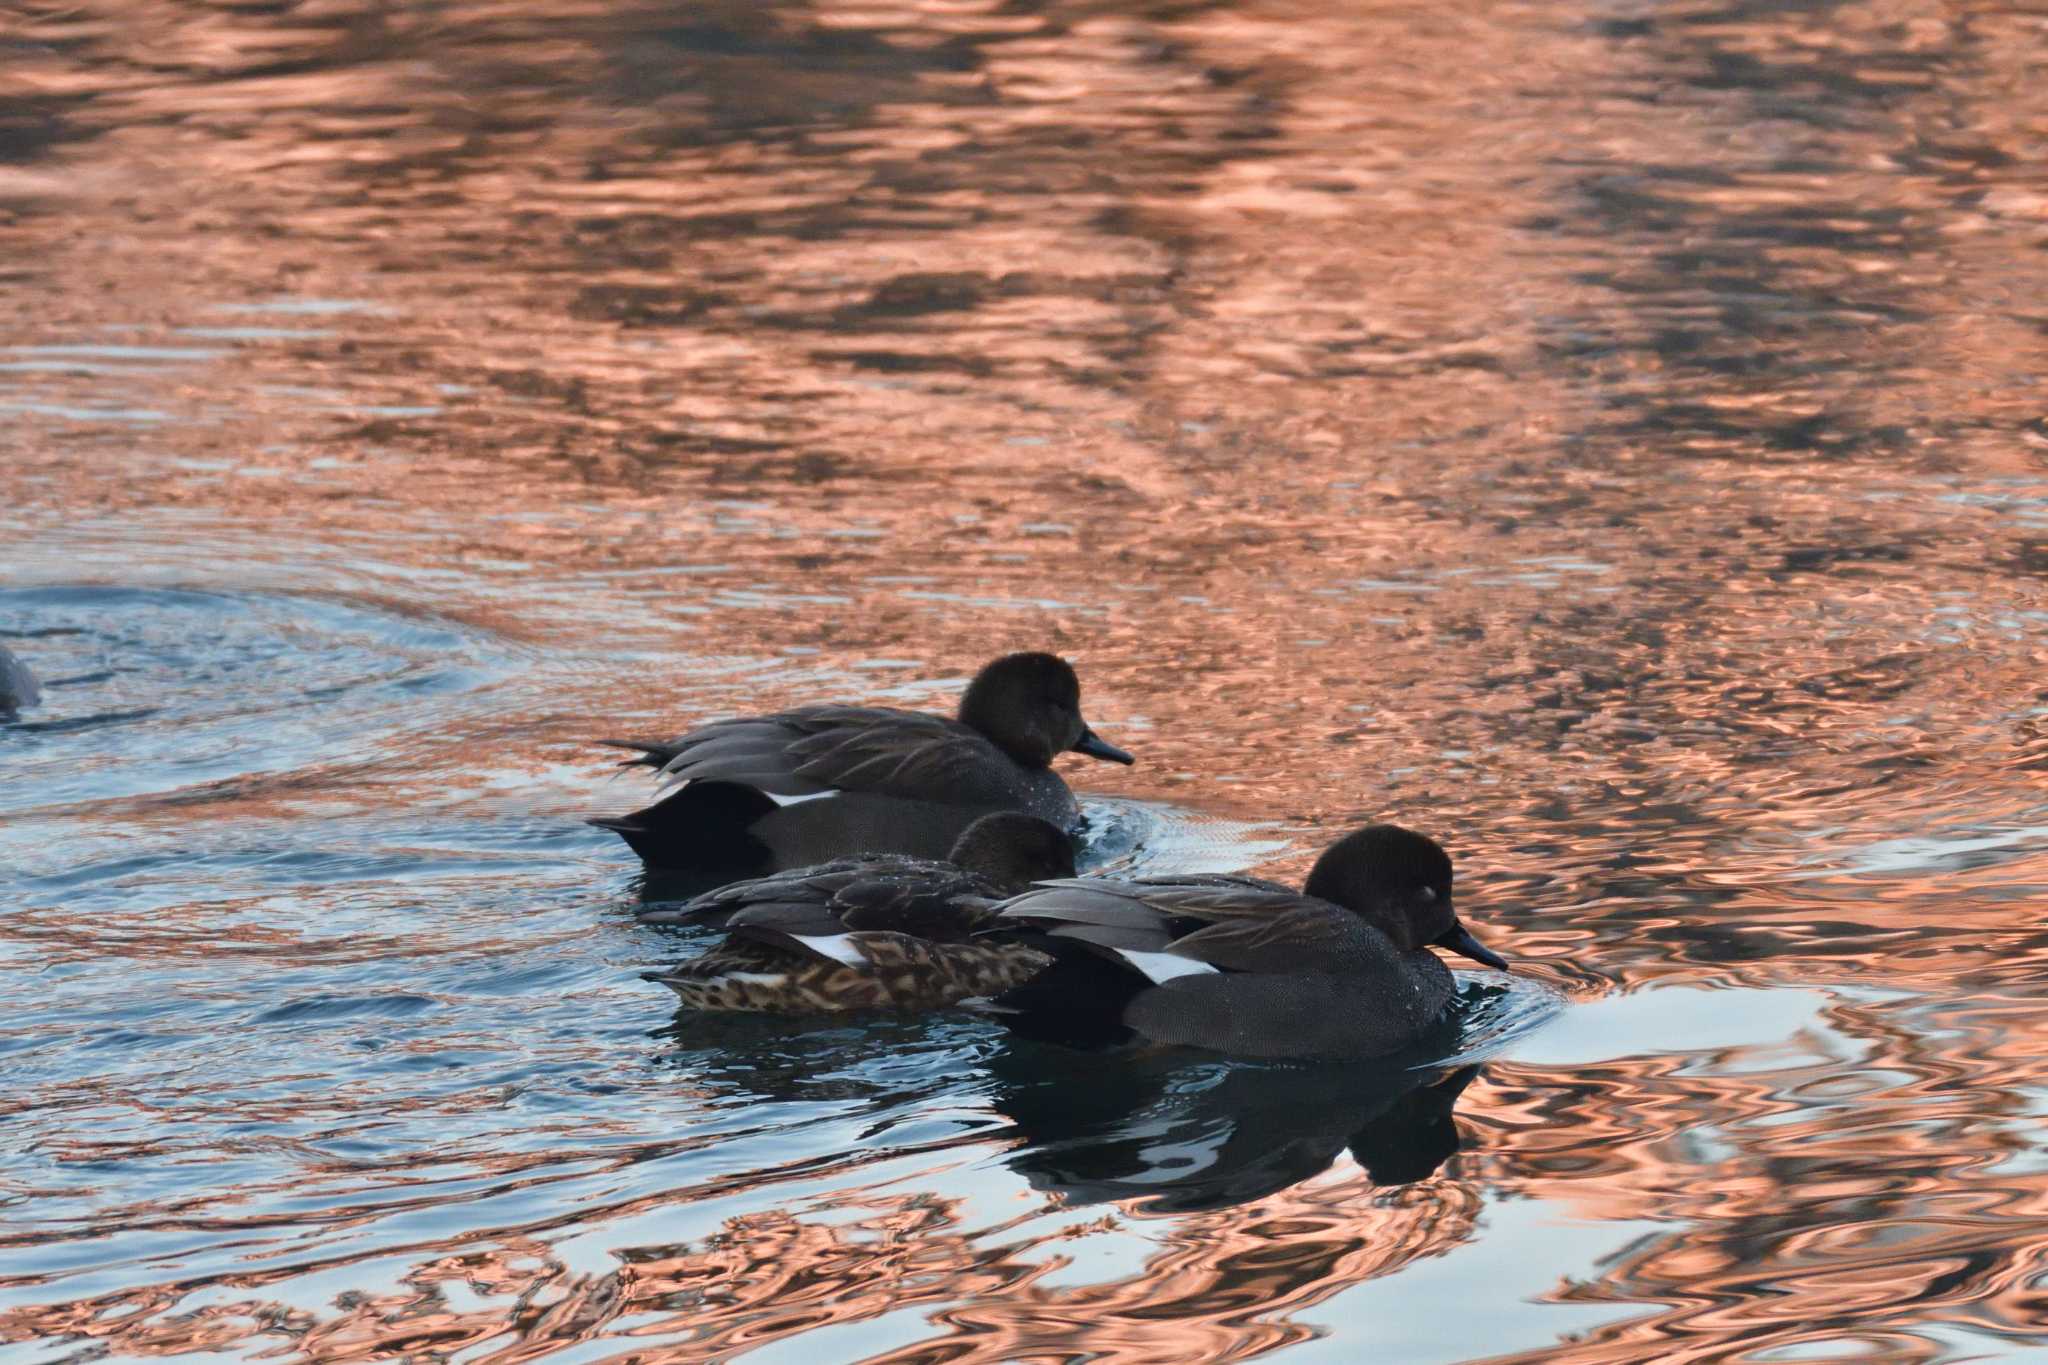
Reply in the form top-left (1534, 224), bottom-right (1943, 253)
top-left (1115, 949), bottom-right (1219, 984)
top-left (789, 934), bottom-right (871, 968)
top-left (766, 789), bottom-right (837, 808)
top-left (716, 972), bottom-right (788, 987)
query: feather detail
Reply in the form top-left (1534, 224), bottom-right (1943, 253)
top-left (1113, 949), bottom-right (1221, 984)
top-left (636, 705), bottom-right (1035, 806)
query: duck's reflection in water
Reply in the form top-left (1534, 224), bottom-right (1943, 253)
top-left (986, 1039), bottom-right (1481, 1212)
top-left (641, 997), bottom-right (1491, 1214)
top-left (647, 1009), bottom-right (999, 1109)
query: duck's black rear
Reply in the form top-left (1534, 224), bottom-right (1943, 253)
top-left (588, 779), bottom-right (778, 875)
top-left (984, 937), bottom-right (1149, 1050)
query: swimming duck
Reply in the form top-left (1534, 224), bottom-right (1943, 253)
top-left (592, 652), bottom-right (1132, 876)
top-left (983, 824), bottom-right (1508, 1062)
top-left (639, 811), bottom-right (1076, 1012)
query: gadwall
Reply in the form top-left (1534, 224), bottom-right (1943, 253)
top-left (983, 824), bottom-right (1507, 1061)
top-left (593, 652), bottom-right (1131, 875)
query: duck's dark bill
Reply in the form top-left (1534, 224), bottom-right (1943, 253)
top-left (1072, 728), bottom-right (1136, 764)
top-left (1436, 922), bottom-right (1508, 971)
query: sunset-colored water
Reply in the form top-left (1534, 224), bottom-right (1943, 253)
top-left (5, 0), bottom-right (2048, 1359)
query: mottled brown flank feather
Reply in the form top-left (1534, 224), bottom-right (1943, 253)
top-left (647, 706), bottom-right (1038, 807)
top-left (645, 935), bottom-right (1053, 1013)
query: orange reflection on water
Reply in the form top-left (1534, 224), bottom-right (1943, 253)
top-left (4, 0), bottom-right (2048, 1358)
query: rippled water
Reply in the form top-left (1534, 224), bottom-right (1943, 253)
top-left (5, 0), bottom-right (2048, 1359)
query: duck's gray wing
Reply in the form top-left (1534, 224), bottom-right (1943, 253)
top-left (1161, 905), bottom-right (1386, 974)
top-left (658, 708), bottom-right (909, 795)
top-left (831, 869), bottom-right (1005, 942)
top-left (666, 870), bottom-right (981, 940)
top-left (992, 879), bottom-right (1324, 955)
top-left (614, 706), bottom-right (1026, 804)
top-left (776, 707), bottom-right (1028, 804)
top-left (601, 708), bottom-right (915, 795)
top-left (634, 854), bottom-right (937, 927)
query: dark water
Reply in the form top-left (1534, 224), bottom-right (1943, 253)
top-left (5, 0), bottom-right (2048, 1359)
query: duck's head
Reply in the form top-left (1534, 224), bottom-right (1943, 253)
top-left (958, 652), bottom-right (1134, 770)
top-left (947, 812), bottom-right (1079, 893)
top-left (1303, 824), bottom-right (1507, 970)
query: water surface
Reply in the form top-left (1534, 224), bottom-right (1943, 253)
top-left (5, 0), bottom-right (2048, 1360)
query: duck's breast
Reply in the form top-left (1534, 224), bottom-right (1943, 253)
top-left (1016, 766), bottom-right (1082, 824)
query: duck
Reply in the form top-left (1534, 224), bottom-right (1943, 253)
top-left (591, 652), bottom-right (1132, 878)
top-left (639, 811), bottom-right (1077, 1012)
top-left (0, 643), bottom-right (39, 719)
top-left (980, 824), bottom-right (1508, 1062)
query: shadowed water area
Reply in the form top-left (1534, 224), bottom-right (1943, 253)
top-left (4, 0), bottom-right (2048, 1359)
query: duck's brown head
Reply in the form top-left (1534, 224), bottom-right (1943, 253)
top-left (958, 652), bottom-right (1134, 770)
